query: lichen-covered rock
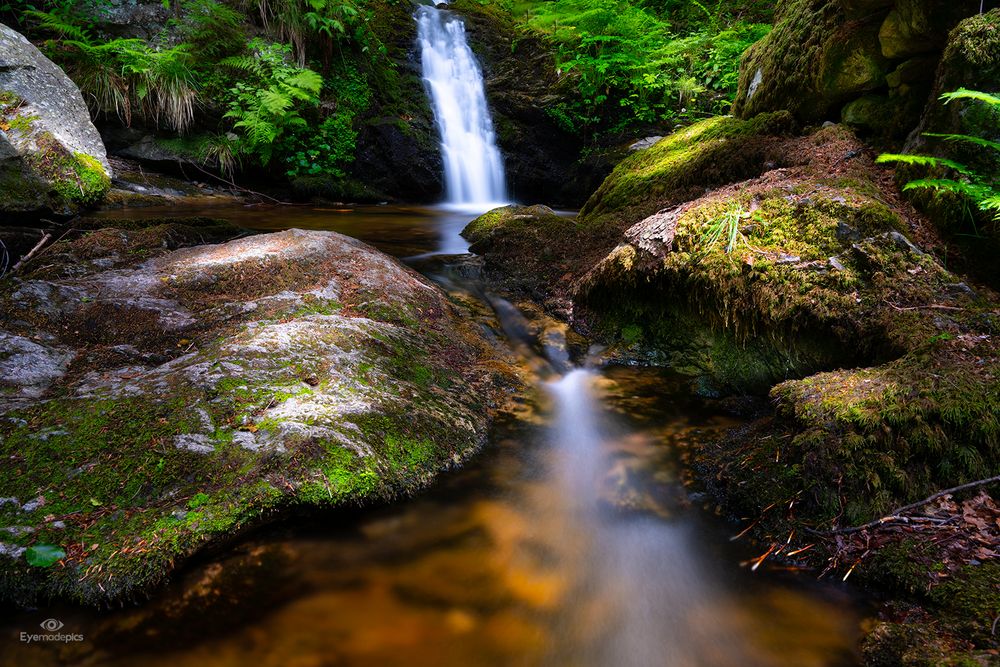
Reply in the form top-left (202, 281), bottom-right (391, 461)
top-left (0, 23), bottom-right (111, 214)
top-left (0, 223), bottom-right (514, 605)
top-left (732, 0), bottom-right (983, 129)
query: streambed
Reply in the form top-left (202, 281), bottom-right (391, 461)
top-left (0, 204), bottom-right (863, 667)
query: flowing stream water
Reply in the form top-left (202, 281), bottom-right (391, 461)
top-left (0, 203), bottom-right (866, 666)
top-left (416, 0), bottom-right (508, 210)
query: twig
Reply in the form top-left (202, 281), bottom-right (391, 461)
top-left (10, 232), bottom-right (52, 274)
top-left (887, 302), bottom-right (964, 312)
top-left (811, 473), bottom-right (1000, 536)
top-left (11, 216), bottom-right (82, 275)
top-left (0, 238), bottom-right (9, 277)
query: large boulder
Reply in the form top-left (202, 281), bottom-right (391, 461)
top-left (731, 0), bottom-right (989, 135)
top-left (0, 23), bottom-right (111, 215)
top-left (0, 221), bottom-right (514, 605)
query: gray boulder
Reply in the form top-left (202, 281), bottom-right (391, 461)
top-left (0, 221), bottom-right (516, 605)
top-left (0, 23), bottom-right (111, 214)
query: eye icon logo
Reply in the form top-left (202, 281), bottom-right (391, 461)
top-left (40, 619), bottom-right (64, 632)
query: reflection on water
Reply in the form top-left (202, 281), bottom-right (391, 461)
top-left (2, 205), bottom-right (863, 667)
top-left (94, 203), bottom-right (475, 256)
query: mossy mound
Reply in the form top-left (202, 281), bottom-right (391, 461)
top-left (0, 227), bottom-right (515, 606)
top-left (579, 112), bottom-right (798, 228)
top-left (575, 124), bottom-right (961, 392)
top-left (463, 205), bottom-right (583, 308)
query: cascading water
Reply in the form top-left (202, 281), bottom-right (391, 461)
top-left (416, 1), bottom-right (508, 210)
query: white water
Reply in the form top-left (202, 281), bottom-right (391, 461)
top-left (543, 370), bottom-right (754, 666)
top-left (416, 2), bottom-right (508, 211)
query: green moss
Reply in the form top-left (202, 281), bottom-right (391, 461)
top-left (579, 112), bottom-right (796, 227)
top-left (771, 347), bottom-right (1000, 523)
top-left (930, 562), bottom-right (1000, 643)
top-left (19, 132), bottom-right (111, 210)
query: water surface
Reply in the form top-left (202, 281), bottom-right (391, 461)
top-left (2, 205), bottom-right (864, 667)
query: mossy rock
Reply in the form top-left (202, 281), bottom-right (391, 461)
top-left (0, 25), bottom-right (112, 214)
top-left (770, 344), bottom-right (1000, 524)
top-left (732, 0), bottom-right (981, 124)
top-left (573, 122), bottom-right (954, 392)
top-left (901, 9), bottom-right (1000, 252)
top-left (0, 228), bottom-right (516, 606)
top-left (579, 112), bottom-right (798, 229)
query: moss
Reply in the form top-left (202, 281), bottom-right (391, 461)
top-left (770, 343), bottom-right (999, 523)
top-left (21, 132), bottom-right (110, 210)
top-left (578, 112), bottom-right (797, 227)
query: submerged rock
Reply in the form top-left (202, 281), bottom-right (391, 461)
top-left (0, 23), bottom-right (111, 214)
top-left (0, 222), bottom-right (515, 605)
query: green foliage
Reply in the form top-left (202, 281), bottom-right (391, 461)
top-left (878, 89), bottom-right (1000, 229)
top-left (27, 4), bottom-right (198, 131)
top-left (221, 39), bottom-right (323, 165)
top-left (697, 201), bottom-right (751, 256)
top-left (520, 0), bottom-right (771, 135)
top-left (24, 544), bottom-right (65, 568)
top-left (254, 0), bottom-right (372, 68)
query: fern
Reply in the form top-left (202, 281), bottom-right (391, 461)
top-left (221, 39), bottom-right (323, 166)
top-left (29, 8), bottom-right (198, 131)
top-left (878, 88), bottom-right (1000, 225)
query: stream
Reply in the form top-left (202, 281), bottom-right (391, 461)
top-left (1, 203), bottom-right (864, 666)
top-left (1, 6), bottom-right (864, 662)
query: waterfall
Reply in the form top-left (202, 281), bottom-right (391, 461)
top-left (416, 2), bottom-right (508, 209)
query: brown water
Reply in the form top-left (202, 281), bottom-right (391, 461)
top-left (1, 204), bottom-right (863, 666)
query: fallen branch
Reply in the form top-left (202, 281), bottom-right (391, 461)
top-left (887, 302), bottom-right (965, 312)
top-left (812, 473), bottom-right (1000, 536)
top-left (10, 231), bottom-right (52, 275)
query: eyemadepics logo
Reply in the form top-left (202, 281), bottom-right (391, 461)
top-left (19, 618), bottom-right (83, 644)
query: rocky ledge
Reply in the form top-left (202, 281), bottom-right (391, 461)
top-left (465, 110), bottom-right (999, 663)
top-left (0, 220), bottom-right (516, 605)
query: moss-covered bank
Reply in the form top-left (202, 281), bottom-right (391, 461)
top-left (467, 112), bottom-right (1000, 663)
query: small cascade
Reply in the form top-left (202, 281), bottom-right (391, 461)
top-left (415, 1), bottom-right (508, 210)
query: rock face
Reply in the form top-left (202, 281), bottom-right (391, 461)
top-left (0, 23), bottom-right (111, 214)
top-left (731, 0), bottom-right (995, 136)
top-left (455, 3), bottom-right (617, 206)
top-left (0, 220), bottom-right (513, 605)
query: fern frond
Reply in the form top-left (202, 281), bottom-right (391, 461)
top-left (285, 69), bottom-right (323, 96)
top-left (260, 88), bottom-right (294, 114)
top-left (923, 132), bottom-right (1000, 154)
top-left (25, 9), bottom-right (91, 42)
top-left (902, 179), bottom-right (991, 200)
top-left (876, 153), bottom-right (975, 176)
top-left (940, 88), bottom-right (1000, 107)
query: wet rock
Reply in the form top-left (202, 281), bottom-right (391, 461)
top-left (629, 136), bottom-right (664, 151)
top-left (0, 24), bottom-right (111, 214)
top-left (0, 226), bottom-right (515, 606)
top-left (0, 332), bottom-right (74, 403)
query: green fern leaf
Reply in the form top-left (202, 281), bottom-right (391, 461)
top-left (940, 88), bottom-right (1000, 107)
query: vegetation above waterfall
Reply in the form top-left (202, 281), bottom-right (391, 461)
top-left (1, 0), bottom-right (772, 193)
